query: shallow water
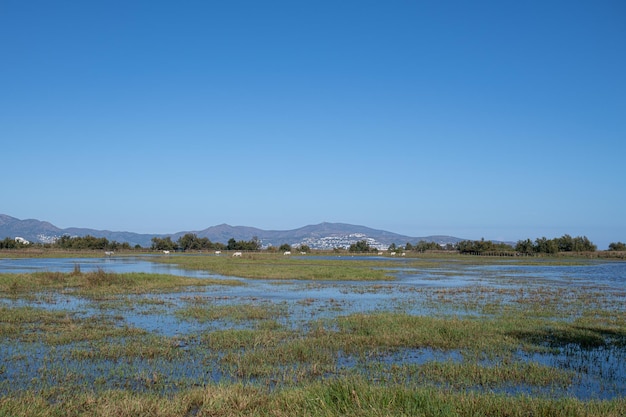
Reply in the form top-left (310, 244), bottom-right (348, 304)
top-left (1, 255), bottom-right (625, 399)
top-left (0, 256), bottom-right (221, 278)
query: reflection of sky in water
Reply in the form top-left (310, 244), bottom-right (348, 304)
top-left (1, 256), bottom-right (625, 399)
top-left (0, 256), bottom-right (221, 278)
top-left (3, 256), bottom-right (624, 335)
top-left (467, 262), bottom-right (626, 285)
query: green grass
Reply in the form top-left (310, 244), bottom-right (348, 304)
top-left (154, 254), bottom-right (395, 280)
top-left (1, 378), bottom-right (624, 417)
top-left (151, 251), bottom-right (615, 282)
top-left (0, 305), bottom-right (144, 345)
top-left (0, 269), bottom-right (243, 297)
top-left (69, 333), bottom-right (185, 361)
top-left (404, 360), bottom-right (574, 389)
top-left (181, 309), bottom-right (624, 385)
top-left (1, 256), bottom-right (625, 416)
top-left (176, 302), bottom-right (287, 323)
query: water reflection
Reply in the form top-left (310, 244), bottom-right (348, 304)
top-left (0, 256), bottom-right (219, 278)
top-left (1, 255), bottom-right (625, 399)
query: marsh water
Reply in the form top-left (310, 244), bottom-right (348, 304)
top-left (1, 255), bottom-right (625, 400)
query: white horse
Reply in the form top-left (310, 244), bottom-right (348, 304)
top-left (104, 251), bottom-right (114, 257)
top-left (283, 251), bottom-right (291, 255)
top-left (215, 250), bottom-right (221, 255)
top-left (233, 251), bottom-right (242, 257)
top-left (390, 252), bottom-right (396, 256)
top-left (163, 250), bottom-right (170, 254)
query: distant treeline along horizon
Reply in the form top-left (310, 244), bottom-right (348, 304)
top-left (1, 233), bottom-right (625, 254)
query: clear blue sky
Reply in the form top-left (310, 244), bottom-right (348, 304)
top-left (2, 0), bottom-right (625, 249)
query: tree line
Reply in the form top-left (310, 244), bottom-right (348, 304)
top-left (348, 240), bottom-right (456, 253)
top-left (0, 235), bottom-right (134, 250)
top-left (53, 235), bottom-right (133, 250)
top-left (2, 233), bottom-right (625, 253)
top-left (609, 242), bottom-right (626, 251)
top-left (457, 238), bottom-right (518, 254)
top-left (0, 237), bottom-right (30, 249)
top-left (513, 234), bottom-right (597, 254)
top-left (451, 235), bottom-right (599, 254)
top-left (348, 236), bottom-right (625, 254)
top-left (150, 234), bottom-right (262, 252)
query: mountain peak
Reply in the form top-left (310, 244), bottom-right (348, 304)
top-left (0, 214), bottom-right (465, 249)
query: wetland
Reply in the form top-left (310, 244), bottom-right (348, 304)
top-left (0, 252), bottom-right (624, 416)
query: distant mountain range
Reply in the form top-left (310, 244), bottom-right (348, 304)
top-left (0, 214), bottom-right (466, 250)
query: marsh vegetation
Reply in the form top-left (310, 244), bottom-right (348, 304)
top-left (0, 253), bottom-right (624, 416)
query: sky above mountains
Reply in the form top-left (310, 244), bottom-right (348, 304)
top-left (2, 0), bottom-right (625, 249)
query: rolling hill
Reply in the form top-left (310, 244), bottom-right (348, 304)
top-left (0, 214), bottom-right (465, 249)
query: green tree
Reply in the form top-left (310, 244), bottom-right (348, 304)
top-left (457, 239), bottom-right (487, 253)
top-left (296, 244), bottom-right (311, 253)
top-left (608, 242), bottom-right (626, 251)
top-left (515, 239), bottom-right (535, 255)
top-left (0, 237), bottom-right (22, 249)
top-left (151, 237), bottom-right (176, 251)
top-left (571, 236), bottom-right (596, 252)
top-left (178, 233), bottom-right (212, 251)
top-left (227, 238), bottom-right (261, 251)
top-left (279, 243), bottom-right (292, 252)
top-left (52, 235), bottom-right (114, 250)
top-left (457, 239), bottom-right (512, 254)
top-left (414, 240), bottom-right (442, 252)
top-left (557, 234), bottom-right (574, 252)
top-left (349, 240), bottom-right (372, 252)
top-left (534, 237), bottom-right (558, 254)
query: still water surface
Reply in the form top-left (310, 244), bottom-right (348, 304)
top-left (1, 255), bottom-right (625, 399)
top-left (1, 256), bottom-right (625, 331)
top-left (0, 256), bottom-right (217, 278)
